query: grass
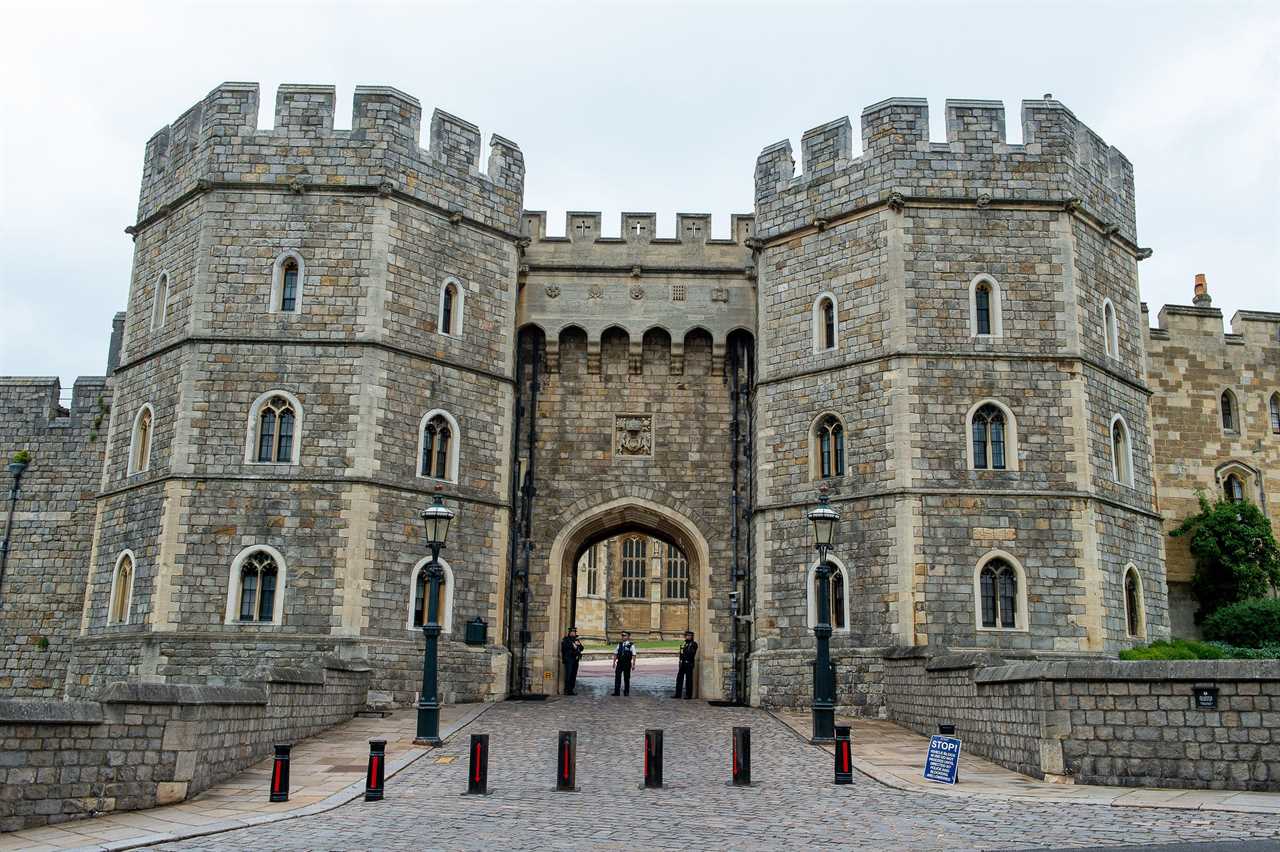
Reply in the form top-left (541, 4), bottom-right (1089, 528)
top-left (1119, 638), bottom-right (1280, 660)
top-left (581, 639), bottom-right (682, 651)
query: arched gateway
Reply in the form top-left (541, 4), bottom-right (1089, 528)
top-left (541, 498), bottom-right (724, 699)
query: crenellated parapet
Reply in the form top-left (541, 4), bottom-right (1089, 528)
top-left (521, 211), bottom-right (754, 265)
top-left (754, 95), bottom-right (1136, 245)
top-left (136, 82), bottom-right (525, 234)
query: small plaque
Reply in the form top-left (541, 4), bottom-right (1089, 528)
top-left (1193, 686), bottom-right (1219, 710)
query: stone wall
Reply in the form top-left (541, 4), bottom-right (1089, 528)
top-left (752, 647), bottom-right (886, 716)
top-left (0, 376), bottom-right (110, 698)
top-left (882, 647), bottom-right (1280, 791)
top-left (0, 658), bottom-right (369, 832)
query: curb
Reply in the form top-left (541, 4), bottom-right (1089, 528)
top-left (65, 703), bottom-right (495, 852)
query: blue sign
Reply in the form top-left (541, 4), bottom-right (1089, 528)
top-left (923, 735), bottom-right (962, 784)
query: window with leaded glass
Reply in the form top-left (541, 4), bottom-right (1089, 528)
top-left (665, 544), bottom-right (688, 599)
top-left (412, 567), bottom-right (447, 628)
top-left (1221, 390), bottom-right (1238, 434)
top-left (1124, 567), bottom-right (1143, 638)
top-left (256, 395), bottom-right (297, 463)
top-left (1224, 473), bottom-right (1245, 503)
top-left (421, 414), bottom-right (453, 480)
top-left (621, 537), bottom-right (647, 599)
top-left (979, 560), bottom-right (1018, 629)
top-left (820, 297), bottom-right (835, 350)
top-left (1111, 417), bottom-right (1132, 486)
top-left (280, 257), bottom-right (299, 312)
top-left (109, 553), bottom-right (133, 625)
top-left (971, 404), bottom-right (1007, 470)
top-left (237, 551), bottom-right (279, 623)
top-left (586, 546), bottom-right (598, 596)
top-left (816, 415), bottom-right (845, 479)
top-left (975, 283), bottom-right (992, 335)
top-left (1270, 393), bottom-right (1280, 435)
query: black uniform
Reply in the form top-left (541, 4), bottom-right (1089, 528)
top-left (674, 638), bottom-right (698, 699)
top-left (561, 634), bottom-right (583, 695)
top-left (612, 640), bottom-right (636, 696)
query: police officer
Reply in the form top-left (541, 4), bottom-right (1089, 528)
top-left (560, 627), bottom-right (583, 696)
top-left (612, 631), bottom-right (637, 696)
top-left (673, 630), bottom-right (697, 699)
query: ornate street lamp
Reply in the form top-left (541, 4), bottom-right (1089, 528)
top-left (415, 491), bottom-right (455, 745)
top-left (806, 487), bottom-right (840, 743)
top-left (0, 451), bottom-right (31, 606)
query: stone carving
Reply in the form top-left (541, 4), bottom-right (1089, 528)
top-left (976, 193), bottom-right (992, 208)
top-left (545, 285), bottom-right (561, 299)
top-left (886, 191), bottom-right (906, 213)
top-left (588, 284), bottom-right (604, 300)
top-left (630, 285), bottom-right (644, 300)
top-left (711, 287), bottom-right (729, 303)
top-left (615, 415), bottom-right (653, 457)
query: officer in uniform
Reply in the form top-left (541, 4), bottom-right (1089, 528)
top-left (612, 631), bottom-right (637, 696)
top-left (674, 630), bottom-right (697, 699)
top-left (560, 626), bottom-right (583, 696)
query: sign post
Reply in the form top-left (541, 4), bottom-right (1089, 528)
top-left (923, 734), bottom-right (962, 785)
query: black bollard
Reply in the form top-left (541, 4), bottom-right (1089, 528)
top-left (556, 730), bottom-right (577, 791)
top-left (269, 743), bottom-right (291, 802)
top-left (466, 734), bottom-right (489, 795)
top-left (644, 729), bottom-right (664, 789)
top-left (731, 727), bottom-right (751, 786)
top-left (834, 726), bottom-right (853, 784)
top-left (365, 739), bottom-right (386, 801)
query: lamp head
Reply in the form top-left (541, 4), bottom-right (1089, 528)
top-left (419, 490), bottom-right (455, 550)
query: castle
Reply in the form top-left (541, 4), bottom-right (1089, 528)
top-left (1, 83), bottom-right (1276, 711)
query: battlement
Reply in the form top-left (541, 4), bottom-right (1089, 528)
top-left (1143, 277), bottom-right (1280, 348)
top-left (521, 211), bottom-right (754, 246)
top-left (754, 95), bottom-right (1136, 243)
top-left (137, 82), bottom-right (525, 233)
top-left (519, 211), bottom-right (755, 272)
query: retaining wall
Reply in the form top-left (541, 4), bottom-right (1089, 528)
top-left (0, 657), bottom-right (369, 832)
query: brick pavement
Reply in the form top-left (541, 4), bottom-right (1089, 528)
top-left (148, 696), bottom-right (1280, 851)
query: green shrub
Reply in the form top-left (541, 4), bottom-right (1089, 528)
top-left (1170, 495), bottom-right (1280, 618)
top-left (10, 449), bottom-right (31, 465)
top-left (1119, 639), bottom-right (1228, 660)
top-left (1205, 641), bottom-right (1280, 659)
top-left (1201, 597), bottom-right (1280, 648)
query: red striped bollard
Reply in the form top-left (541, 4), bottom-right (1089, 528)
top-left (269, 743), bottom-right (291, 802)
top-left (365, 739), bottom-right (386, 801)
top-left (465, 734), bottom-right (489, 795)
top-left (834, 725), bottom-right (853, 784)
top-left (643, 729), bottom-right (663, 789)
top-left (731, 727), bottom-right (751, 786)
top-left (556, 730), bottom-right (577, 791)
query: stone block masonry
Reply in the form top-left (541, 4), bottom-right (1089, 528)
top-left (0, 656), bottom-right (369, 832)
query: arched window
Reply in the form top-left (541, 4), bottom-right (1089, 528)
top-left (1103, 299), bottom-right (1118, 358)
top-left (417, 410), bottom-right (460, 483)
top-left (108, 551), bottom-right (134, 625)
top-left (438, 278), bottom-right (464, 337)
top-left (251, 394), bottom-right (299, 464)
top-left (408, 558), bottom-right (454, 633)
top-left (1123, 565), bottom-right (1144, 638)
top-left (806, 557), bottom-right (850, 632)
top-left (152, 274), bottom-right (169, 330)
top-left (978, 559), bottom-right (1019, 629)
top-left (128, 405), bottom-right (154, 475)
top-left (1111, 415), bottom-right (1133, 486)
top-left (1270, 392), bottom-right (1280, 435)
top-left (270, 251), bottom-right (305, 313)
top-left (971, 404), bottom-right (1008, 470)
top-left (665, 543), bottom-right (689, 600)
top-left (1224, 473), bottom-right (1245, 503)
top-left (621, 537), bottom-right (647, 599)
top-left (1221, 390), bottom-right (1238, 434)
top-left (236, 550), bottom-right (279, 623)
top-left (969, 275), bottom-right (1003, 338)
top-left (812, 293), bottom-right (838, 353)
top-left (813, 414), bottom-right (845, 480)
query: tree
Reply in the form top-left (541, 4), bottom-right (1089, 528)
top-left (1170, 494), bottom-right (1280, 620)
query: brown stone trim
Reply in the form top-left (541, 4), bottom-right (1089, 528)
top-left (127, 180), bottom-right (524, 244)
top-left (113, 336), bottom-right (514, 386)
top-left (753, 487), bottom-right (1162, 522)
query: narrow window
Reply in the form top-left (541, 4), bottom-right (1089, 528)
top-left (665, 545), bottom-right (689, 599)
top-left (998, 566), bottom-right (1017, 628)
top-left (972, 404), bottom-right (1007, 470)
top-left (1221, 391), bottom-right (1237, 433)
top-left (256, 396), bottom-right (297, 463)
top-left (280, 258), bottom-right (299, 312)
top-left (1224, 473), bottom-right (1244, 503)
top-left (1124, 568), bottom-right (1143, 637)
top-left (237, 551), bottom-right (279, 623)
top-left (412, 568), bottom-right (447, 628)
top-left (1103, 300), bottom-right (1118, 358)
top-left (152, 274), bottom-right (169, 330)
top-left (1111, 418), bottom-right (1132, 485)
top-left (109, 554), bottom-right (133, 625)
top-left (1270, 393), bottom-right (1280, 435)
top-left (586, 547), bottom-right (598, 596)
top-left (980, 566), bottom-right (997, 628)
top-left (420, 414), bottom-right (454, 480)
top-left (621, 537), bottom-right (647, 599)
top-left (816, 415), bottom-right (845, 479)
top-left (441, 282), bottom-right (457, 335)
top-left (979, 559), bottom-right (1018, 629)
top-left (975, 284), bottom-right (991, 335)
top-left (130, 407), bottom-right (153, 475)
top-left (820, 298), bottom-right (836, 350)
top-left (830, 569), bottom-right (846, 630)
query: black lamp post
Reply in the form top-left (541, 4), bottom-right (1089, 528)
top-left (807, 488), bottom-right (840, 743)
top-left (0, 454), bottom-right (30, 606)
top-left (415, 492), bottom-right (455, 746)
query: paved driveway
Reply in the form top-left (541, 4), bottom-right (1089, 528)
top-left (150, 696), bottom-right (1280, 851)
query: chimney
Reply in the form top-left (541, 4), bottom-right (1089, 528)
top-left (1192, 273), bottom-right (1212, 307)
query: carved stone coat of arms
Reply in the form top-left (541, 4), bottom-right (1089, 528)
top-left (615, 415), bottom-right (653, 457)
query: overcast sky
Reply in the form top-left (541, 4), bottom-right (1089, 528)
top-left (2, 0), bottom-right (1277, 389)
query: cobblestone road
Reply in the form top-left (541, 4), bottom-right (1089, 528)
top-left (152, 697), bottom-right (1280, 851)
